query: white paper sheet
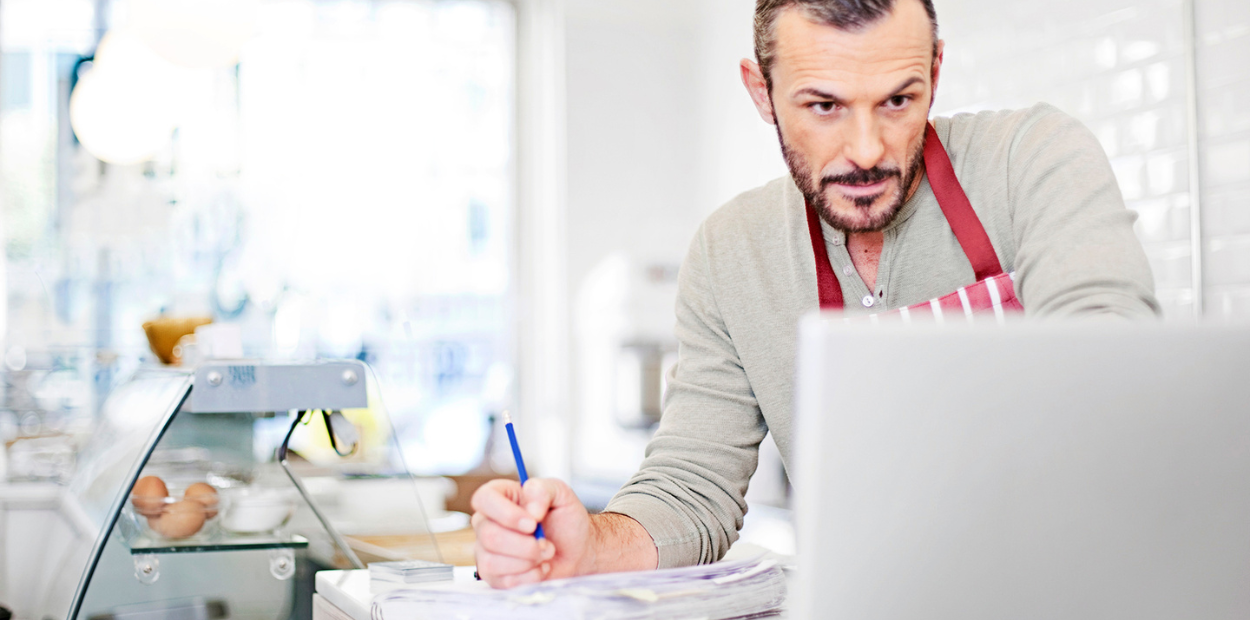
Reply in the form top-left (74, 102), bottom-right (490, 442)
top-left (371, 555), bottom-right (787, 620)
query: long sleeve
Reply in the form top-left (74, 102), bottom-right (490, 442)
top-left (603, 223), bottom-right (769, 568)
top-left (1004, 106), bottom-right (1161, 318)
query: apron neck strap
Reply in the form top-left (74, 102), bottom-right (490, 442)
top-left (806, 202), bottom-right (844, 310)
top-left (922, 122), bottom-right (1004, 282)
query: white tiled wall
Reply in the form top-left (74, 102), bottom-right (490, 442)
top-left (934, 0), bottom-right (1250, 319)
top-left (1195, 0), bottom-right (1250, 318)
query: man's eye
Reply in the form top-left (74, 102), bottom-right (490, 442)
top-left (811, 101), bottom-right (837, 114)
top-left (885, 95), bottom-right (910, 109)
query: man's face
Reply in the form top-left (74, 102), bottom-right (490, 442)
top-left (744, 1), bottom-right (943, 232)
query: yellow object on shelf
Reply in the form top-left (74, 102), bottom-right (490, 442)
top-left (142, 316), bottom-right (212, 365)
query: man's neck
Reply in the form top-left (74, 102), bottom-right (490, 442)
top-left (847, 231), bottom-right (885, 290)
top-left (846, 164), bottom-right (925, 291)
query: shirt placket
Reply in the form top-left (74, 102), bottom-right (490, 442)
top-left (822, 230), bottom-right (876, 311)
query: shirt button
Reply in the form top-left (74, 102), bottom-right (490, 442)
top-left (842, 265), bottom-right (854, 276)
top-left (862, 295), bottom-right (875, 308)
top-left (831, 237), bottom-right (843, 246)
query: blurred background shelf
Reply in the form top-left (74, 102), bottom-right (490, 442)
top-left (344, 528), bottom-right (477, 568)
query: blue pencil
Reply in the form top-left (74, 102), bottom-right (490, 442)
top-left (502, 410), bottom-right (545, 539)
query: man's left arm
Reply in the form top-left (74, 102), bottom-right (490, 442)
top-left (1007, 107), bottom-right (1162, 318)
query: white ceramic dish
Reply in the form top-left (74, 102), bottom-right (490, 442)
top-left (220, 487), bottom-right (298, 534)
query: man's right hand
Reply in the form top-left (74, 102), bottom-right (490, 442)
top-left (470, 478), bottom-right (592, 588)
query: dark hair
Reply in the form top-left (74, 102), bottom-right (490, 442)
top-left (753, 0), bottom-right (939, 90)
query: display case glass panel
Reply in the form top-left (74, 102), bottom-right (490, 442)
top-left (40, 361), bottom-right (444, 620)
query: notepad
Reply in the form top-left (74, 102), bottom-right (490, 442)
top-left (370, 555), bottom-right (786, 620)
top-left (369, 560), bottom-right (455, 592)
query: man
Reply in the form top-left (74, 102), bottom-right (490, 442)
top-left (470, 0), bottom-right (1159, 588)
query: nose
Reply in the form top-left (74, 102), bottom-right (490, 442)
top-left (841, 111), bottom-right (886, 171)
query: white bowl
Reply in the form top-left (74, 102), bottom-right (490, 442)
top-left (220, 487), bottom-right (298, 534)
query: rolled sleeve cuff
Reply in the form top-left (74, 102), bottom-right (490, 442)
top-left (604, 491), bottom-right (702, 569)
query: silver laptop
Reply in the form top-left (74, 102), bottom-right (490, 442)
top-left (792, 320), bottom-right (1250, 619)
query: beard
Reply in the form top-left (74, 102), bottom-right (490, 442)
top-left (778, 124), bottom-right (926, 233)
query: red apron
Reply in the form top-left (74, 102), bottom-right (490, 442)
top-left (806, 123), bottom-right (1024, 323)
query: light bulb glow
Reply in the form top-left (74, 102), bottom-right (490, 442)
top-left (69, 31), bottom-right (180, 165)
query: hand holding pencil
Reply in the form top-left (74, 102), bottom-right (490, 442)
top-left (470, 412), bottom-right (594, 589)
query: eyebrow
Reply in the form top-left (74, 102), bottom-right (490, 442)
top-left (885, 76), bottom-right (926, 99)
top-left (794, 87), bottom-right (846, 106)
top-left (793, 76), bottom-right (927, 105)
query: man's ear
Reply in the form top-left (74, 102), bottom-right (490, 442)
top-left (740, 58), bottom-right (776, 125)
top-left (929, 39), bottom-right (945, 110)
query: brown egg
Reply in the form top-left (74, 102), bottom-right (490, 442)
top-left (184, 482), bottom-right (219, 518)
top-left (131, 476), bottom-right (168, 517)
top-left (152, 500), bottom-right (207, 539)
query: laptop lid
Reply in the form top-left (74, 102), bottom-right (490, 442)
top-left (793, 320), bottom-right (1250, 620)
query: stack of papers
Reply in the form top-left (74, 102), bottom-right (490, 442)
top-left (369, 560), bottom-right (454, 592)
top-left (371, 555), bottom-right (786, 620)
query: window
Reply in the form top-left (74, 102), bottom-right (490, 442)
top-left (2, 0), bottom-right (518, 474)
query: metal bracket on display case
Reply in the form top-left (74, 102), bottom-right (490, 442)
top-left (191, 361), bottom-right (368, 414)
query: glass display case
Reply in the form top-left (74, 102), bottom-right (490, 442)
top-left (34, 360), bottom-right (443, 620)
